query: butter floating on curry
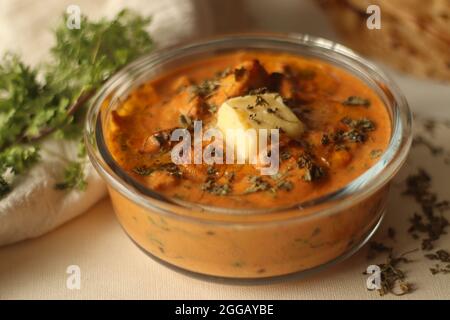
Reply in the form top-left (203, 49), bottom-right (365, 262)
top-left (106, 51), bottom-right (391, 209)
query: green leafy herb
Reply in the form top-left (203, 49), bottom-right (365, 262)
top-left (342, 96), bottom-right (371, 107)
top-left (0, 145), bottom-right (40, 194)
top-left (0, 145), bottom-right (40, 175)
top-left (0, 9), bottom-right (153, 198)
top-left (48, 9), bottom-right (153, 105)
top-left (54, 161), bottom-right (87, 191)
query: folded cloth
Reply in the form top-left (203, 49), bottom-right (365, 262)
top-left (0, 0), bottom-right (207, 246)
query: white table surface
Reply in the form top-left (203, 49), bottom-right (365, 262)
top-left (0, 0), bottom-right (449, 300)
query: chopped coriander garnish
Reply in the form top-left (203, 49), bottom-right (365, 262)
top-left (275, 179), bottom-right (293, 192)
top-left (341, 117), bottom-right (375, 132)
top-left (133, 163), bottom-right (182, 178)
top-left (189, 79), bottom-right (219, 98)
top-left (341, 117), bottom-right (375, 143)
top-left (202, 178), bottom-right (231, 196)
top-left (297, 152), bottom-right (326, 182)
top-left (132, 166), bottom-right (154, 176)
top-left (244, 176), bottom-right (271, 194)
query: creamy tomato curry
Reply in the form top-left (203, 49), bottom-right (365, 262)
top-left (103, 50), bottom-right (392, 278)
top-left (106, 51), bottom-right (391, 209)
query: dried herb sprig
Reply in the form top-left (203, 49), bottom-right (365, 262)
top-left (202, 178), bottom-right (231, 196)
top-left (341, 117), bottom-right (375, 143)
top-left (189, 79), bottom-right (219, 99)
top-left (244, 176), bottom-right (272, 194)
top-left (429, 264), bottom-right (450, 275)
top-left (425, 249), bottom-right (450, 263)
top-left (364, 246), bottom-right (417, 296)
top-left (133, 163), bottom-right (182, 178)
top-left (297, 152), bottom-right (326, 182)
top-left (201, 166), bottom-right (233, 196)
top-left (342, 96), bottom-right (371, 107)
top-left (403, 169), bottom-right (449, 251)
top-left (371, 251), bottom-right (416, 296)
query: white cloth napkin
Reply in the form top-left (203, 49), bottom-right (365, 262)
top-left (0, 0), bottom-right (206, 246)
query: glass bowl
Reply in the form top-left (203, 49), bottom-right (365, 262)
top-left (85, 34), bottom-right (412, 283)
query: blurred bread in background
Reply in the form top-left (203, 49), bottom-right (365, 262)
top-left (317, 0), bottom-right (450, 81)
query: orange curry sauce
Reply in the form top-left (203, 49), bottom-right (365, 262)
top-left (106, 51), bottom-right (391, 209)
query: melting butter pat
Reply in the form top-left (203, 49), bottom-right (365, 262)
top-left (216, 93), bottom-right (304, 162)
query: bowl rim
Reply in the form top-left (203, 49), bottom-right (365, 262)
top-left (85, 33), bottom-right (413, 221)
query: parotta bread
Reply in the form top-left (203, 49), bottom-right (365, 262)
top-left (318, 0), bottom-right (450, 81)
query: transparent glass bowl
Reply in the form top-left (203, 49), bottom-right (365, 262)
top-left (85, 34), bottom-right (412, 282)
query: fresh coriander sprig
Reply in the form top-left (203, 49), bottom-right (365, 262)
top-left (0, 9), bottom-right (153, 198)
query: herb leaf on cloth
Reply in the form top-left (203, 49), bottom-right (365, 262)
top-left (0, 9), bottom-right (153, 198)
